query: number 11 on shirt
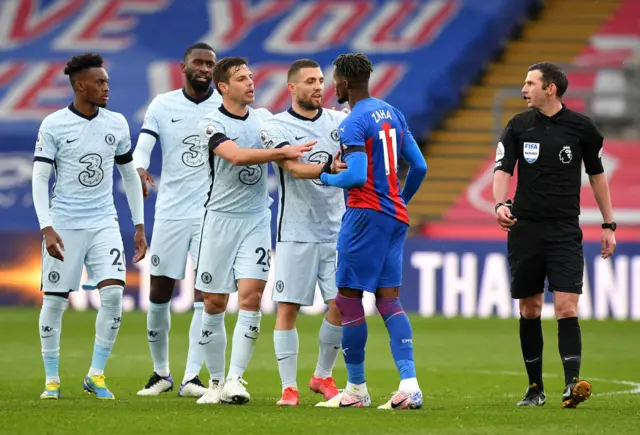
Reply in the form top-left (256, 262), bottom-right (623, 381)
top-left (379, 127), bottom-right (398, 176)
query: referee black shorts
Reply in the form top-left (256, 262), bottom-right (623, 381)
top-left (507, 218), bottom-right (584, 299)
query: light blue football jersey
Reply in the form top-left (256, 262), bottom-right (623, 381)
top-left (198, 106), bottom-right (272, 214)
top-left (261, 108), bottom-right (347, 243)
top-left (140, 88), bottom-right (222, 220)
top-left (34, 104), bottom-right (131, 230)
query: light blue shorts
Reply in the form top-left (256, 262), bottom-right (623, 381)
top-left (195, 209), bottom-right (271, 294)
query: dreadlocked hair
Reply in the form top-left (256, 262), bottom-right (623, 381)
top-left (64, 53), bottom-right (104, 83)
top-left (333, 53), bottom-right (373, 83)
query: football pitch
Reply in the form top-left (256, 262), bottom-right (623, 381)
top-left (1, 309), bottom-right (639, 434)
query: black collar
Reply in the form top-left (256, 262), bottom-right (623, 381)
top-left (287, 107), bottom-right (322, 122)
top-left (68, 103), bottom-right (99, 121)
top-left (535, 103), bottom-right (567, 121)
top-left (182, 87), bottom-right (214, 104)
top-left (219, 104), bottom-right (249, 121)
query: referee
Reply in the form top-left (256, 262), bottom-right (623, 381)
top-left (492, 62), bottom-right (616, 408)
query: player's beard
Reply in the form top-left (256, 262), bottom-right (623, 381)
top-left (186, 69), bottom-right (212, 93)
top-left (298, 96), bottom-right (321, 111)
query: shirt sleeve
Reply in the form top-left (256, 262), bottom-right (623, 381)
top-left (32, 160), bottom-right (53, 229)
top-left (115, 115), bottom-right (133, 163)
top-left (581, 118), bottom-right (605, 175)
top-left (198, 112), bottom-right (227, 150)
top-left (140, 97), bottom-right (160, 139)
top-left (493, 119), bottom-right (519, 175)
top-left (339, 115), bottom-right (366, 156)
top-left (260, 119), bottom-right (289, 149)
top-left (33, 118), bottom-right (58, 164)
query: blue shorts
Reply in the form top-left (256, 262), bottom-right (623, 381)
top-left (336, 208), bottom-right (408, 292)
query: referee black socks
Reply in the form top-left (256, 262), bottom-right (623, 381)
top-left (558, 317), bottom-right (582, 385)
top-left (519, 315), bottom-right (544, 391)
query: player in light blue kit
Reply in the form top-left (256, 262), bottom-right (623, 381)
top-left (316, 53), bottom-right (428, 410)
top-left (134, 43), bottom-right (221, 398)
top-left (194, 57), bottom-right (315, 405)
top-left (32, 53), bottom-right (147, 400)
top-left (260, 59), bottom-right (348, 406)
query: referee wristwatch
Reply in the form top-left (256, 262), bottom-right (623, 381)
top-left (602, 222), bottom-right (617, 231)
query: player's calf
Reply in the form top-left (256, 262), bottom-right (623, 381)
top-left (375, 295), bottom-right (421, 396)
top-left (89, 284), bottom-right (123, 378)
top-left (310, 309), bottom-right (342, 400)
top-left (274, 302), bottom-right (300, 397)
top-left (39, 293), bottom-right (67, 398)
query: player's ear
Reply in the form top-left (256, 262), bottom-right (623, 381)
top-left (287, 82), bottom-right (295, 95)
top-left (179, 62), bottom-right (187, 74)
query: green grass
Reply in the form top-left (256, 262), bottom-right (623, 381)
top-left (1, 309), bottom-right (639, 434)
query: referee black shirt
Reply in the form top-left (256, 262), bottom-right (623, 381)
top-left (494, 104), bottom-right (605, 221)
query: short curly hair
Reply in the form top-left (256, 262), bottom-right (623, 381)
top-left (64, 53), bottom-right (104, 84)
top-left (333, 53), bottom-right (373, 83)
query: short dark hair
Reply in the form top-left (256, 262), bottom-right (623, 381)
top-left (528, 62), bottom-right (568, 98)
top-left (184, 42), bottom-right (215, 60)
top-left (64, 53), bottom-right (104, 84)
top-left (213, 57), bottom-right (249, 92)
top-left (333, 53), bottom-right (373, 83)
top-left (287, 59), bottom-right (321, 82)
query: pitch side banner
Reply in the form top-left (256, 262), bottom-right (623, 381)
top-left (1, 235), bottom-right (638, 321)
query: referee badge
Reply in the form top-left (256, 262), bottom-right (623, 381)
top-left (559, 145), bottom-right (573, 164)
top-left (523, 142), bottom-right (539, 164)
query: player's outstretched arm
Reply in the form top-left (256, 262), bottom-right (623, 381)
top-left (319, 150), bottom-right (367, 189)
top-left (210, 134), bottom-right (316, 166)
top-left (32, 160), bottom-right (65, 261)
top-left (116, 154), bottom-right (147, 263)
top-left (399, 134), bottom-right (427, 204)
top-left (278, 150), bottom-right (346, 179)
top-left (132, 131), bottom-right (157, 198)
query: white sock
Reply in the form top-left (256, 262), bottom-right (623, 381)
top-left (274, 329), bottom-right (298, 390)
top-left (40, 294), bottom-right (67, 384)
top-left (399, 377), bottom-right (420, 394)
top-left (89, 286), bottom-right (123, 376)
top-left (315, 319), bottom-right (341, 379)
top-left (201, 311), bottom-right (226, 382)
top-left (147, 301), bottom-right (171, 378)
top-left (346, 382), bottom-right (368, 396)
top-left (183, 302), bottom-right (204, 384)
top-left (227, 310), bottom-right (261, 380)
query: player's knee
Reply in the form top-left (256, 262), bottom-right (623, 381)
top-left (375, 296), bottom-right (404, 321)
top-left (554, 298), bottom-right (579, 319)
top-left (99, 285), bottom-right (123, 308)
top-left (325, 299), bottom-right (342, 324)
top-left (335, 293), bottom-right (364, 320)
top-left (519, 296), bottom-right (543, 319)
top-left (193, 289), bottom-right (204, 303)
top-left (239, 290), bottom-right (262, 311)
top-left (276, 302), bottom-right (299, 328)
top-left (149, 275), bottom-right (176, 304)
top-left (203, 293), bottom-right (227, 314)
